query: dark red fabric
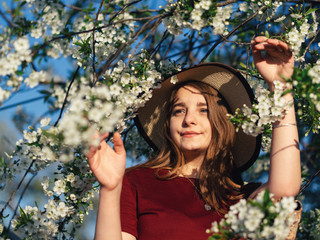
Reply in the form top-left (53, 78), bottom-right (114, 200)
top-left (120, 167), bottom-right (224, 240)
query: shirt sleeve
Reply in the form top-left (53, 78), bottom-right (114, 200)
top-left (120, 174), bottom-right (138, 238)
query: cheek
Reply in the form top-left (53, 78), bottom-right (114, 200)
top-left (169, 118), bottom-right (181, 144)
top-left (207, 131), bottom-right (212, 143)
top-left (205, 121), bottom-right (212, 141)
top-left (169, 119), bottom-right (176, 137)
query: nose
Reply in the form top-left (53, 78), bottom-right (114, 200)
top-left (183, 110), bottom-right (196, 126)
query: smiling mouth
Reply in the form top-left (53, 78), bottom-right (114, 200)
top-left (181, 132), bottom-right (200, 137)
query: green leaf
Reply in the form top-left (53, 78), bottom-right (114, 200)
top-left (39, 90), bottom-right (52, 95)
top-left (305, 8), bottom-right (318, 16)
top-left (15, 70), bottom-right (24, 76)
top-left (239, 62), bottom-right (247, 69)
top-left (263, 188), bottom-right (270, 203)
top-left (19, 206), bottom-right (29, 221)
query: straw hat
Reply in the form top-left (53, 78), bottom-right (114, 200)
top-left (135, 62), bottom-right (261, 172)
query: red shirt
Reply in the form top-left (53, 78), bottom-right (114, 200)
top-left (120, 167), bottom-right (224, 240)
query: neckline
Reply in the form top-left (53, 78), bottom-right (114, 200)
top-left (176, 174), bottom-right (198, 180)
top-left (152, 168), bottom-right (199, 180)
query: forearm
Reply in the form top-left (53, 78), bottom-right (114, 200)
top-left (95, 185), bottom-right (123, 240)
top-left (268, 93), bottom-right (301, 198)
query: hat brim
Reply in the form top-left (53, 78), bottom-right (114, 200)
top-left (135, 62), bottom-right (261, 172)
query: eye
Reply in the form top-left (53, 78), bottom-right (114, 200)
top-left (172, 108), bottom-right (185, 116)
top-left (200, 108), bottom-right (209, 113)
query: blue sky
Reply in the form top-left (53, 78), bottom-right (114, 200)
top-left (0, 0), bottom-right (76, 136)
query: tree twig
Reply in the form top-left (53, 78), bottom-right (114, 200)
top-left (216, 0), bottom-right (238, 7)
top-left (163, 35), bottom-right (175, 60)
top-left (92, 0), bottom-right (105, 86)
top-left (0, 160), bottom-right (35, 218)
top-left (30, 15), bottom-right (156, 58)
top-left (122, 124), bottom-right (135, 146)
top-left (200, 5), bottom-right (267, 63)
top-left (0, 96), bottom-right (45, 112)
top-left (97, 14), bottom-right (165, 79)
top-left (0, 9), bottom-right (18, 28)
top-left (130, 9), bottom-right (161, 14)
top-left (299, 168), bottom-right (320, 194)
top-left (301, 27), bottom-right (320, 60)
top-left (109, 0), bottom-right (142, 23)
top-left (237, 69), bottom-right (264, 80)
top-left (8, 173), bottom-right (37, 229)
top-left (284, 0), bottom-right (320, 4)
top-left (130, 18), bottom-right (162, 57)
top-left (149, 30), bottom-right (170, 57)
top-left (62, 3), bottom-right (82, 11)
top-left (185, 31), bottom-right (198, 66)
top-left (54, 66), bottom-right (80, 127)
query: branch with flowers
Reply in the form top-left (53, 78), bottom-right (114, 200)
top-left (0, 0), bottom-right (320, 239)
top-left (207, 189), bottom-right (300, 240)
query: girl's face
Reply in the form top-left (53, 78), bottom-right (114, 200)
top-left (169, 85), bottom-right (212, 157)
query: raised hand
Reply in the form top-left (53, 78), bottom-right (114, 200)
top-left (87, 131), bottom-right (126, 191)
top-left (252, 36), bottom-right (294, 91)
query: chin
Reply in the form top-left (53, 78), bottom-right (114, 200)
top-left (181, 147), bottom-right (206, 153)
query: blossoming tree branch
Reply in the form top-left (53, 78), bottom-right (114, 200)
top-left (0, 0), bottom-right (319, 239)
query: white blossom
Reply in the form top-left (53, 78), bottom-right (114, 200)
top-left (0, 87), bottom-right (10, 103)
top-left (230, 80), bottom-right (291, 151)
top-left (208, 190), bottom-right (297, 239)
top-left (56, 202), bottom-right (70, 218)
top-left (40, 117), bottom-right (51, 127)
top-left (212, 5), bottom-right (233, 35)
top-left (13, 36), bottom-right (30, 52)
top-left (23, 130), bottom-right (38, 143)
top-left (53, 179), bottom-right (66, 195)
top-left (24, 70), bottom-right (51, 88)
top-left (274, 16), bottom-right (286, 22)
top-left (239, 2), bottom-right (248, 12)
top-left (308, 61), bottom-right (320, 84)
top-left (170, 75), bottom-right (178, 84)
top-left (44, 220), bottom-right (58, 236)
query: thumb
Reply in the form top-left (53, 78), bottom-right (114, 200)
top-left (86, 146), bottom-right (97, 160)
top-left (113, 131), bottom-right (126, 156)
top-left (251, 43), bottom-right (263, 66)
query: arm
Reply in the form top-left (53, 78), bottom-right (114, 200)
top-left (97, 187), bottom-right (136, 240)
top-left (87, 132), bottom-right (136, 240)
top-left (251, 37), bottom-right (301, 199)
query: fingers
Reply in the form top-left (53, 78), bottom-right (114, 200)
top-left (91, 131), bottom-right (109, 143)
top-left (88, 131), bottom-right (109, 149)
top-left (253, 36), bottom-right (268, 43)
top-left (100, 132), bottom-right (110, 142)
top-left (86, 147), bottom-right (97, 160)
top-left (267, 38), bottom-right (290, 51)
top-left (113, 131), bottom-right (126, 156)
top-left (252, 37), bottom-right (292, 56)
top-left (87, 131), bottom-right (125, 162)
top-left (87, 131), bottom-right (109, 159)
top-left (252, 45), bottom-right (263, 65)
top-left (251, 39), bottom-right (264, 66)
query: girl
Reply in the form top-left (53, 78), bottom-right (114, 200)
top-left (87, 36), bottom-right (301, 240)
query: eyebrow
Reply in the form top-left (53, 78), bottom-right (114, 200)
top-left (172, 102), bottom-right (207, 108)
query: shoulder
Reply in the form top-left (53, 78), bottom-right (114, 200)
top-left (124, 167), bottom-right (157, 185)
top-left (125, 167), bottom-right (170, 178)
top-left (125, 167), bottom-right (155, 177)
top-left (124, 167), bottom-right (171, 188)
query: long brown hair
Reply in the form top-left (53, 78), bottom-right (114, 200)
top-left (131, 80), bottom-right (243, 215)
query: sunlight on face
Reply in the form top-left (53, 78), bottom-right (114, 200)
top-left (169, 86), bottom-right (212, 157)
